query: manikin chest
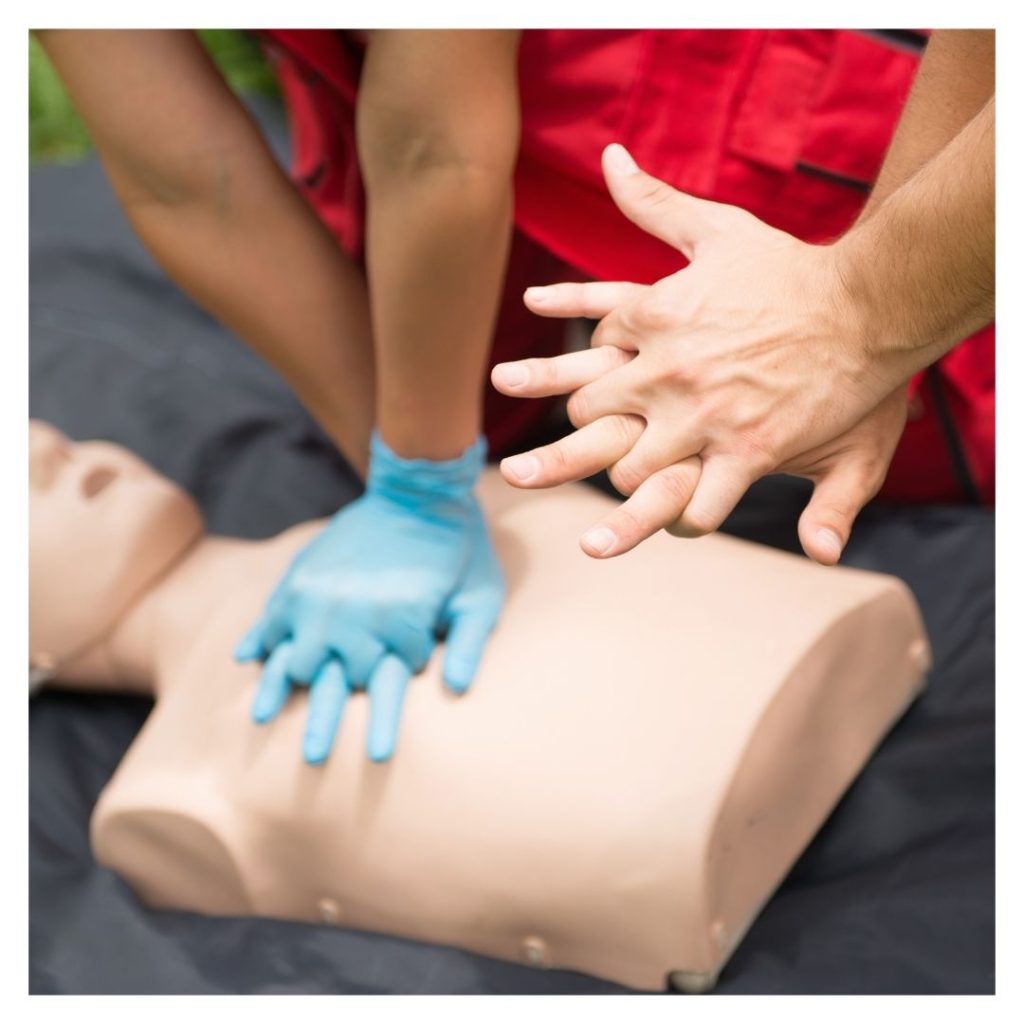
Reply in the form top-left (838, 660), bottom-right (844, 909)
top-left (90, 485), bottom-right (929, 990)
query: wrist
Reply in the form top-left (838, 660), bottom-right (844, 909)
top-left (825, 232), bottom-right (931, 388)
top-left (367, 431), bottom-right (486, 508)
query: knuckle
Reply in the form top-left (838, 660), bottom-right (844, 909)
top-left (520, 358), bottom-right (547, 386)
top-left (610, 503), bottom-right (647, 543)
top-left (818, 497), bottom-right (856, 523)
top-left (681, 506), bottom-right (718, 537)
top-left (608, 413), bottom-right (643, 450)
top-left (601, 344), bottom-right (634, 370)
top-left (592, 313), bottom-right (631, 351)
top-left (665, 358), bottom-right (696, 390)
top-left (732, 431), bottom-right (778, 473)
top-left (567, 389), bottom-right (590, 426)
top-left (652, 466), bottom-right (695, 509)
top-left (635, 295), bottom-right (676, 333)
top-left (638, 180), bottom-right (677, 212)
top-left (542, 440), bottom-right (574, 476)
top-left (856, 456), bottom-right (889, 495)
top-left (608, 460), bottom-right (640, 497)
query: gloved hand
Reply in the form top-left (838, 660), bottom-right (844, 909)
top-left (234, 431), bottom-right (504, 764)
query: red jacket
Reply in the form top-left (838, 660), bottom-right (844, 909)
top-left (262, 28), bottom-right (994, 504)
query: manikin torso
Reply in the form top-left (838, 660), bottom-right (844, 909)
top-left (32, 427), bottom-right (928, 992)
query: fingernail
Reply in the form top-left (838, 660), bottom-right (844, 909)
top-left (604, 143), bottom-right (638, 176)
top-left (494, 362), bottom-right (528, 388)
top-left (814, 528), bottom-right (843, 561)
top-left (524, 286), bottom-right (551, 305)
top-left (581, 526), bottom-right (617, 556)
top-left (503, 454), bottom-right (538, 482)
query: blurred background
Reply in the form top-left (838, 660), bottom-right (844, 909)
top-left (29, 30), bottom-right (278, 163)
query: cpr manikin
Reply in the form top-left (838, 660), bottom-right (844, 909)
top-left (29, 420), bottom-right (930, 992)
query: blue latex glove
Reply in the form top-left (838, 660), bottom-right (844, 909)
top-left (235, 432), bottom-right (504, 764)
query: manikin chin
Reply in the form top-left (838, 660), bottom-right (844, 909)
top-left (29, 419), bottom-right (930, 992)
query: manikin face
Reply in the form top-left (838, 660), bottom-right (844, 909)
top-left (29, 421), bottom-right (204, 669)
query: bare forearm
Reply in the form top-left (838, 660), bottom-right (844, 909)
top-left (363, 169), bottom-right (513, 458)
top-left (38, 30), bottom-right (376, 475)
top-left (120, 167), bottom-right (376, 474)
top-left (357, 30), bottom-right (520, 460)
top-left (829, 29), bottom-right (994, 385)
top-left (835, 94), bottom-right (994, 381)
top-left (859, 30), bottom-right (995, 221)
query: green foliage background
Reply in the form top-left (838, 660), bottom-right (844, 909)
top-left (29, 30), bottom-right (278, 163)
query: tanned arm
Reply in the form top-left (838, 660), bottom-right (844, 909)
top-left (356, 30), bottom-right (521, 459)
top-left (38, 29), bottom-right (376, 474)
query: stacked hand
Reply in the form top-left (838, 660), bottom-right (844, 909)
top-left (492, 144), bottom-right (911, 565)
top-left (235, 432), bottom-right (504, 765)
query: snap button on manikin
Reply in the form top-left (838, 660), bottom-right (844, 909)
top-left (521, 935), bottom-right (549, 967)
top-left (317, 897), bottom-right (341, 925)
top-left (909, 638), bottom-right (930, 673)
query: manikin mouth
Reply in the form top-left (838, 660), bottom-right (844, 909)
top-left (80, 465), bottom-right (119, 499)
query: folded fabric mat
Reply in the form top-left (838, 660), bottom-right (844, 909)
top-left (28, 96), bottom-right (994, 995)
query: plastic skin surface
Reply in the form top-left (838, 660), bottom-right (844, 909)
top-left (29, 422), bottom-right (930, 991)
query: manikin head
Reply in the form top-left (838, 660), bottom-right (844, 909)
top-left (29, 421), bottom-right (204, 675)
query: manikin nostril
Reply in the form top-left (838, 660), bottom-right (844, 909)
top-left (81, 465), bottom-right (118, 499)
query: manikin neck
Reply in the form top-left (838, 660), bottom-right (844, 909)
top-left (80, 534), bottom-right (246, 696)
top-left (52, 518), bottom-right (324, 698)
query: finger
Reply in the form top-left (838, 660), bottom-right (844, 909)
top-left (500, 414), bottom-right (644, 489)
top-left (366, 655), bottom-right (413, 763)
top-left (565, 356), bottom-right (647, 428)
top-left (666, 454), bottom-right (760, 539)
top-left (602, 143), bottom-right (728, 258)
top-left (797, 461), bottom-right (884, 566)
top-left (302, 659), bottom-right (349, 765)
top-left (607, 422), bottom-right (700, 497)
top-left (250, 639), bottom-right (295, 725)
top-left (491, 345), bottom-right (633, 399)
top-left (234, 619), bottom-right (266, 663)
top-left (522, 280), bottom-right (647, 319)
top-left (331, 623), bottom-right (387, 688)
top-left (285, 620), bottom-right (331, 684)
top-left (579, 458), bottom-right (701, 558)
top-left (381, 617), bottom-right (434, 674)
top-left (256, 606), bottom-right (292, 653)
top-left (442, 601), bottom-right (501, 694)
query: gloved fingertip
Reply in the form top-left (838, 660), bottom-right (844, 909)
top-left (442, 670), bottom-right (473, 695)
top-left (367, 739), bottom-right (394, 764)
top-left (302, 738), bottom-right (329, 766)
top-left (234, 635), bottom-right (262, 662)
top-left (250, 698), bottom-right (274, 724)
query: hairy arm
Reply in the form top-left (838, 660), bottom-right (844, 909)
top-left (37, 30), bottom-right (376, 474)
top-left (836, 29), bottom-right (995, 375)
top-left (356, 30), bottom-right (521, 459)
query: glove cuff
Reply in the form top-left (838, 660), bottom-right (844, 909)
top-left (368, 431), bottom-right (486, 505)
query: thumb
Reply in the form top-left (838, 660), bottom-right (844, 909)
top-left (601, 143), bottom-right (723, 258)
top-left (798, 460), bottom-right (884, 566)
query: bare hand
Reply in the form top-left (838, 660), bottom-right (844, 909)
top-left (492, 145), bottom-right (908, 562)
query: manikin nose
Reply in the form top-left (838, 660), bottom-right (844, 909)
top-left (80, 464), bottom-right (119, 499)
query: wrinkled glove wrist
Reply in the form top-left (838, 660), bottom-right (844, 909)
top-left (367, 431), bottom-right (487, 513)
